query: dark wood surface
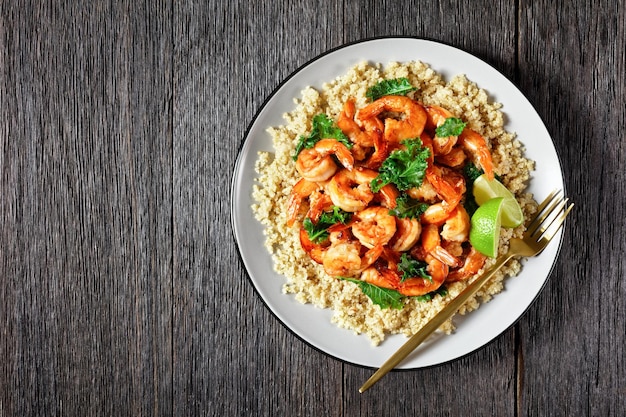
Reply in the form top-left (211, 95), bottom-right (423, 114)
top-left (1, 1), bottom-right (624, 416)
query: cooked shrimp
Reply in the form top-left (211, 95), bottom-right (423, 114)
top-left (357, 95), bottom-right (427, 143)
top-left (458, 128), bottom-right (494, 180)
top-left (425, 104), bottom-right (453, 129)
top-left (361, 263), bottom-right (401, 290)
top-left (421, 201), bottom-right (453, 225)
top-left (440, 205), bottom-right (470, 243)
top-left (389, 217), bottom-right (421, 252)
top-left (326, 167), bottom-right (377, 212)
top-left (398, 254), bottom-right (448, 296)
top-left (425, 105), bottom-right (458, 155)
top-left (419, 223), bottom-right (461, 267)
top-left (296, 138), bottom-right (354, 182)
top-left (425, 164), bottom-right (466, 209)
top-left (446, 247), bottom-right (486, 282)
top-left (287, 178), bottom-right (320, 226)
top-left (361, 129), bottom-right (390, 170)
top-left (299, 228), bottom-right (326, 264)
top-left (373, 182), bottom-right (399, 209)
top-left (322, 241), bottom-right (362, 276)
top-left (421, 206), bottom-right (468, 265)
top-left (407, 177), bottom-right (439, 203)
top-left (322, 239), bottom-right (383, 277)
top-left (296, 148), bottom-right (338, 182)
top-left (360, 243), bottom-right (385, 272)
top-left (435, 147), bottom-right (467, 168)
top-left (351, 206), bottom-right (397, 248)
top-left (337, 99), bottom-right (375, 148)
top-left (288, 94), bottom-right (498, 302)
top-left (299, 225), bottom-right (381, 278)
top-left (337, 99), bottom-right (392, 169)
top-left (441, 240), bottom-right (464, 257)
top-left (306, 189), bottom-right (333, 222)
top-left (361, 113), bottom-right (385, 139)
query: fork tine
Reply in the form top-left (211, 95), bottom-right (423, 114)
top-left (531, 197), bottom-right (569, 240)
top-left (526, 190), bottom-right (562, 236)
top-left (538, 202), bottom-right (574, 243)
top-left (535, 189), bottom-right (559, 213)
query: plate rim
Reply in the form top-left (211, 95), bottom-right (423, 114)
top-left (230, 36), bottom-right (566, 370)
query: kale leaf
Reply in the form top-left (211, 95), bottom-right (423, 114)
top-left (398, 253), bottom-right (431, 282)
top-left (302, 206), bottom-right (351, 244)
top-left (342, 278), bottom-right (405, 310)
top-left (366, 78), bottom-right (417, 101)
top-left (435, 117), bottom-right (467, 137)
top-left (370, 138), bottom-right (430, 192)
top-left (293, 113), bottom-right (352, 160)
top-left (463, 162), bottom-right (484, 216)
top-left (389, 194), bottom-right (429, 219)
top-left (463, 161), bottom-right (484, 183)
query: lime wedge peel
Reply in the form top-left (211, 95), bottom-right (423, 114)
top-left (473, 174), bottom-right (524, 228)
top-left (469, 197), bottom-right (504, 257)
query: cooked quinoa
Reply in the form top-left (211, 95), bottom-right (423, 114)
top-left (251, 61), bottom-right (536, 346)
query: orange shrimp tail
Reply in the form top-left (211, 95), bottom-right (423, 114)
top-left (431, 245), bottom-right (462, 268)
top-left (360, 244), bottom-right (384, 270)
top-left (307, 191), bottom-right (333, 222)
top-left (398, 256), bottom-right (448, 296)
top-left (425, 165), bottom-right (465, 209)
top-left (299, 228), bottom-right (326, 264)
top-left (362, 261), bottom-right (401, 290)
top-left (358, 96), bottom-right (427, 143)
top-left (362, 130), bottom-right (389, 170)
top-left (446, 247), bottom-right (487, 282)
top-left (286, 178), bottom-right (318, 226)
top-left (459, 128), bottom-right (494, 180)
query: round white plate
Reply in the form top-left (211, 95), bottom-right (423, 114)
top-left (231, 37), bottom-right (565, 369)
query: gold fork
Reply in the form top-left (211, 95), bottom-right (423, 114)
top-left (359, 190), bottom-right (574, 393)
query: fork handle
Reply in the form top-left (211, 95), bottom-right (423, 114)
top-left (359, 252), bottom-right (515, 393)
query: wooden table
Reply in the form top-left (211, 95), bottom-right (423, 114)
top-left (1, 1), bottom-right (624, 415)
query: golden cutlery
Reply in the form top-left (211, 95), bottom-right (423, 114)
top-left (360, 190), bottom-right (574, 393)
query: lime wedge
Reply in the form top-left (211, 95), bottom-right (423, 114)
top-left (470, 197), bottom-right (503, 257)
top-left (473, 174), bottom-right (524, 228)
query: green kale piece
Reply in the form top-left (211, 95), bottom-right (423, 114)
top-left (398, 253), bottom-right (431, 282)
top-left (293, 113), bottom-right (352, 160)
top-left (302, 206), bottom-right (351, 244)
top-left (435, 117), bottom-right (467, 137)
top-left (342, 278), bottom-right (405, 310)
top-left (365, 78), bottom-right (417, 101)
top-left (370, 138), bottom-right (430, 192)
top-left (389, 194), bottom-right (429, 219)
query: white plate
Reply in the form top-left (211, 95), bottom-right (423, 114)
top-left (231, 38), bottom-right (565, 369)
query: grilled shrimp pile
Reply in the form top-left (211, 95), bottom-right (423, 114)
top-left (287, 89), bottom-right (495, 300)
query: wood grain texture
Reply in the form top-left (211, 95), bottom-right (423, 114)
top-left (1, 0), bottom-right (624, 416)
top-left (1, 1), bottom-right (173, 415)
top-left (517, 2), bottom-right (626, 416)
